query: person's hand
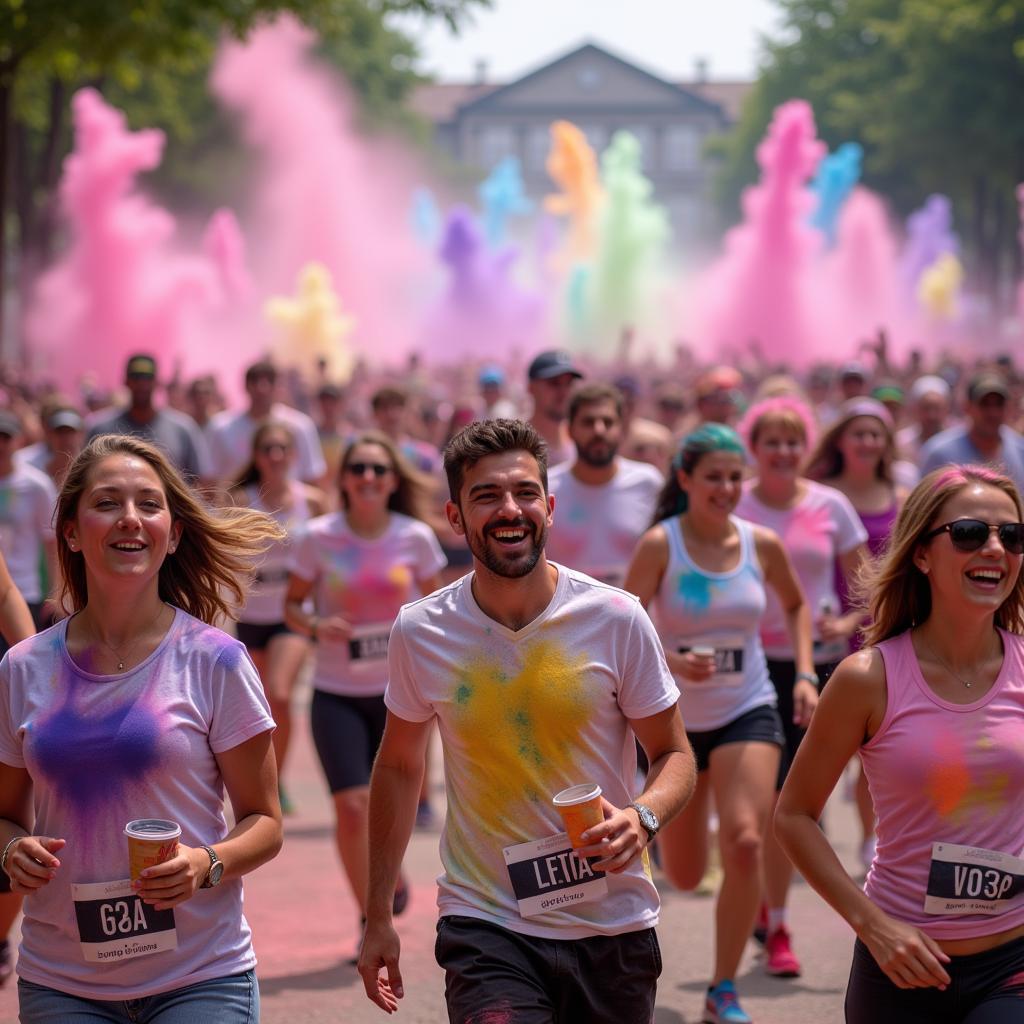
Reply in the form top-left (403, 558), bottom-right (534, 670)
top-left (134, 845), bottom-right (208, 911)
top-left (667, 650), bottom-right (716, 682)
top-left (3, 836), bottom-right (65, 894)
top-left (858, 912), bottom-right (950, 990)
top-left (575, 798), bottom-right (647, 874)
top-left (357, 916), bottom-right (404, 1014)
top-left (818, 610), bottom-right (859, 643)
top-left (317, 616), bottom-right (352, 643)
top-left (792, 679), bottom-right (819, 727)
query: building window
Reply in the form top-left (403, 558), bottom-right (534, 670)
top-left (664, 125), bottom-right (701, 172)
top-left (477, 125), bottom-right (516, 169)
top-left (526, 126), bottom-right (549, 173)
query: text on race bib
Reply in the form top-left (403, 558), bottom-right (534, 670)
top-left (503, 832), bottom-right (608, 919)
top-left (348, 623), bottom-right (391, 664)
top-left (924, 843), bottom-right (1024, 916)
top-left (73, 879), bottom-right (177, 963)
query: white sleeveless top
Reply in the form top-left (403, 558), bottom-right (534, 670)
top-left (651, 515), bottom-right (776, 731)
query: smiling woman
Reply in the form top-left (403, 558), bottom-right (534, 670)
top-left (0, 435), bottom-right (286, 1022)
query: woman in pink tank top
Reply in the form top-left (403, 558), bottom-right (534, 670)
top-left (776, 464), bottom-right (1024, 1022)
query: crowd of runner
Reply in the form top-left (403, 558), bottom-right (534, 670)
top-left (0, 339), bottom-right (1022, 1024)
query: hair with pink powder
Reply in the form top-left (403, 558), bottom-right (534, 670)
top-left (738, 395), bottom-right (818, 452)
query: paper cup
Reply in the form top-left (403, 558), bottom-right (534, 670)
top-left (690, 645), bottom-right (716, 659)
top-left (552, 784), bottom-right (604, 849)
top-left (125, 819), bottom-right (181, 882)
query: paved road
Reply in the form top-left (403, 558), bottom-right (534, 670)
top-left (1, 695), bottom-right (865, 1023)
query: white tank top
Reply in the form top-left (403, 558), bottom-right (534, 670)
top-left (651, 515), bottom-right (777, 731)
top-left (239, 482), bottom-right (312, 625)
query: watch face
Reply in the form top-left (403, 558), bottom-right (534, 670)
top-left (209, 861), bottom-right (224, 885)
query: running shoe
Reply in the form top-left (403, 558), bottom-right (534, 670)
top-left (765, 926), bottom-right (802, 977)
top-left (0, 939), bottom-right (11, 987)
top-left (704, 980), bottom-right (752, 1023)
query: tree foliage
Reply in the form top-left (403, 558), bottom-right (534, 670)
top-left (715, 0), bottom-right (1024, 304)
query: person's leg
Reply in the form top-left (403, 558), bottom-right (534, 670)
top-left (707, 740), bottom-right (779, 986)
top-left (960, 935), bottom-right (1024, 1023)
top-left (435, 916), bottom-right (555, 1024)
top-left (844, 939), bottom-right (952, 1024)
top-left (143, 970), bottom-right (259, 1024)
top-left (557, 928), bottom-right (661, 1024)
top-left (17, 977), bottom-right (125, 1023)
top-left (264, 630), bottom-right (310, 780)
top-left (653, 769), bottom-right (710, 890)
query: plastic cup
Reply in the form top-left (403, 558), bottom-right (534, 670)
top-left (552, 784), bottom-right (604, 849)
top-left (690, 645), bottom-right (716, 659)
top-left (124, 819), bottom-right (181, 882)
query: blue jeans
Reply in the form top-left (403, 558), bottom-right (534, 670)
top-left (18, 970), bottom-right (259, 1023)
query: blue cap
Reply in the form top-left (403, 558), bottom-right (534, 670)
top-left (479, 366), bottom-right (504, 386)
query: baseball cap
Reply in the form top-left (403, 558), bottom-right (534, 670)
top-left (840, 361), bottom-right (868, 380)
top-left (47, 409), bottom-right (84, 431)
top-left (967, 372), bottom-right (1009, 403)
top-left (0, 411), bottom-right (21, 437)
top-left (479, 365), bottom-right (505, 387)
top-left (125, 354), bottom-right (157, 379)
top-left (871, 384), bottom-right (904, 405)
top-left (527, 350), bottom-right (583, 382)
top-left (908, 375), bottom-right (951, 402)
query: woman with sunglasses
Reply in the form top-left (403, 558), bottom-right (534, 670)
top-left (284, 431), bottom-right (445, 958)
top-left (736, 395), bottom-right (869, 977)
top-left (776, 465), bottom-right (1024, 1023)
top-left (229, 421), bottom-right (326, 810)
top-left (625, 424), bottom-right (816, 1024)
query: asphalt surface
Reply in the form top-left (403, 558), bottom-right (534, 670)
top-left (0, 692), bottom-right (864, 1023)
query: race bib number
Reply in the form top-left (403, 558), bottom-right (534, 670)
top-left (678, 635), bottom-right (745, 684)
top-left (72, 879), bottom-right (177, 963)
top-left (503, 832), bottom-right (608, 919)
top-left (924, 843), bottom-right (1024, 916)
top-left (348, 623), bottom-right (390, 665)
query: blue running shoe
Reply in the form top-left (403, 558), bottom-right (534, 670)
top-left (704, 979), bottom-right (753, 1024)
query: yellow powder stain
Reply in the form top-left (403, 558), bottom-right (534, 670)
top-left (450, 639), bottom-right (593, 835)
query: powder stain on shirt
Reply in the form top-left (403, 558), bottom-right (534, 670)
top-left (676, 570), bottom-right (714, 612)
top-left (927, 732), bottom-right (970, 818)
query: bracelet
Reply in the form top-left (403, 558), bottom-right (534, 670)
top-left (1, 835), bottom-right (24, 877)
top-left (309, 617), bottom-right (318, 642)
top-left (796, 671), bottom-right (820, 688)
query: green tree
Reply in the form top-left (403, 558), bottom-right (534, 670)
top-left (715, 0), bottom-right (1024, 309)
top-left (0, 0), bottom-right (487, 355)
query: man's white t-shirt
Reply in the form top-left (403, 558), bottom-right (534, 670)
top-left (385, 564), bottom-right (680, 940)
top-left (207, 404), bottom-right (326, 484)
top-left (546, 458), bottom-right (663, 588)
top-left (0, 462), bottom-right (57, 602)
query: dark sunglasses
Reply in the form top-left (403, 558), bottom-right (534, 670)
top-left (922, 519), bottom-right (1024, 555)
top-left (258, 442), bottom-right (291, 455)
top-left (345, 462), bottom-right (392, 478)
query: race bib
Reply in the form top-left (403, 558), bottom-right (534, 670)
top-left (503, 832), bottom-right (608, 919)
top-left (72, 879), bottom-right (177, 963)
top-left (348, 623), bottom-right (390, 666)
top-left (924, 843), bottom-right (1024, 916)
top-left (678, 634), bottom-right (746, 684)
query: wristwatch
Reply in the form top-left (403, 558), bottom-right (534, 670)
top-left (199, 845), bottom-right (224, 888)
top-left (796, 671), bottom-right (820, 688)
top-left (629, 802), bottom-right (660, 843)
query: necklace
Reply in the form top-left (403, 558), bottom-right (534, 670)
top-left (91, 605), bottom-right (169, 672)
top-left (920, 636), bottom-right (979, 690)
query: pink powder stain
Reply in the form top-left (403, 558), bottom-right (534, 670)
top-left (463, 1004), bottom-right (516, 1024)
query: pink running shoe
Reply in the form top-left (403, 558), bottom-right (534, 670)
top-left (765, 927), bottom-right (802, 977)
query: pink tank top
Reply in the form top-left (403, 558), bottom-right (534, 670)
top-left (862, 629), bottom-right (1024, 938)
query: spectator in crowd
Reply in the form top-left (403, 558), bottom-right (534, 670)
top-left (896, 375), bottom-right (952, 466)
top-left (526, 350), bottom-right (583, 467)
top-left (15, 403), bottom-right (84, 487)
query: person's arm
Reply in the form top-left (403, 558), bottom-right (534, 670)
top-left (135, 729), bottom-right (283, 910)
top-left (755, 527), bottom-right (817, 725)
top-left (0, 552), bottom-right (35, 646)
top-left (623, 526), bottom-right (714, 683)
top-left (775, 649), bottom-right (951, 991)
top-left (358, 712), bottom-right (432, 1013)
top-left (0, 761), bottom-right (66, 894)
top-left (819, 543), bottom-right (869, 642)
top-left (576, 704), bottom-right (695, 874)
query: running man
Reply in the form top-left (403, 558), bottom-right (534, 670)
top-left (358, 418), bottom-right (696, 1022)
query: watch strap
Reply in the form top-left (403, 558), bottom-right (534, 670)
top-left (629, 801), bottom-right (659, 842)
top-left (199, 844), bottom-right (221, 888)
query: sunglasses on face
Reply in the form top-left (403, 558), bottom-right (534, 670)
top-left (258, 442), bottom-right (291, 455)
top-left (922, 519), bottom-right (1024, 555)
top-left (345, 462), bottom-right (392, 478)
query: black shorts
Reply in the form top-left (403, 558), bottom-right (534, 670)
top-left (235, 620), bottom-right (296, 651)
top-left (310, 689), bottom-right (387, 793)
top-left (435, 915), bottom-right (661, 1024)
top-left (846, 935), bottom-right (1024, 1023)
top-left (686, 703), bottom-right (784, 774)
top-left (767, 658), bottom-right (838, 789)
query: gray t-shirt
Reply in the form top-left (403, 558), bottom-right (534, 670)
top-left (88, 408), bottom-right (212, 481)
top-left (919, 425), bottom-right (1024, 493)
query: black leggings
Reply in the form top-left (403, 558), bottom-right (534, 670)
top-left (846, 936), bottom-right (1024, 1023)
top-left (310, 689), bottom-right (388, 793)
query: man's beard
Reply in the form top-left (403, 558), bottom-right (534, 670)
top-left (467, 519), bottom-right (547, 579)
top-left (576, 439), bottom-right (617, 468)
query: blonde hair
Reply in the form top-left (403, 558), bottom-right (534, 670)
top-left (56, 435), bottom-right (284, 624)
top-left (857, 465), bottom-right (1024, 646)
